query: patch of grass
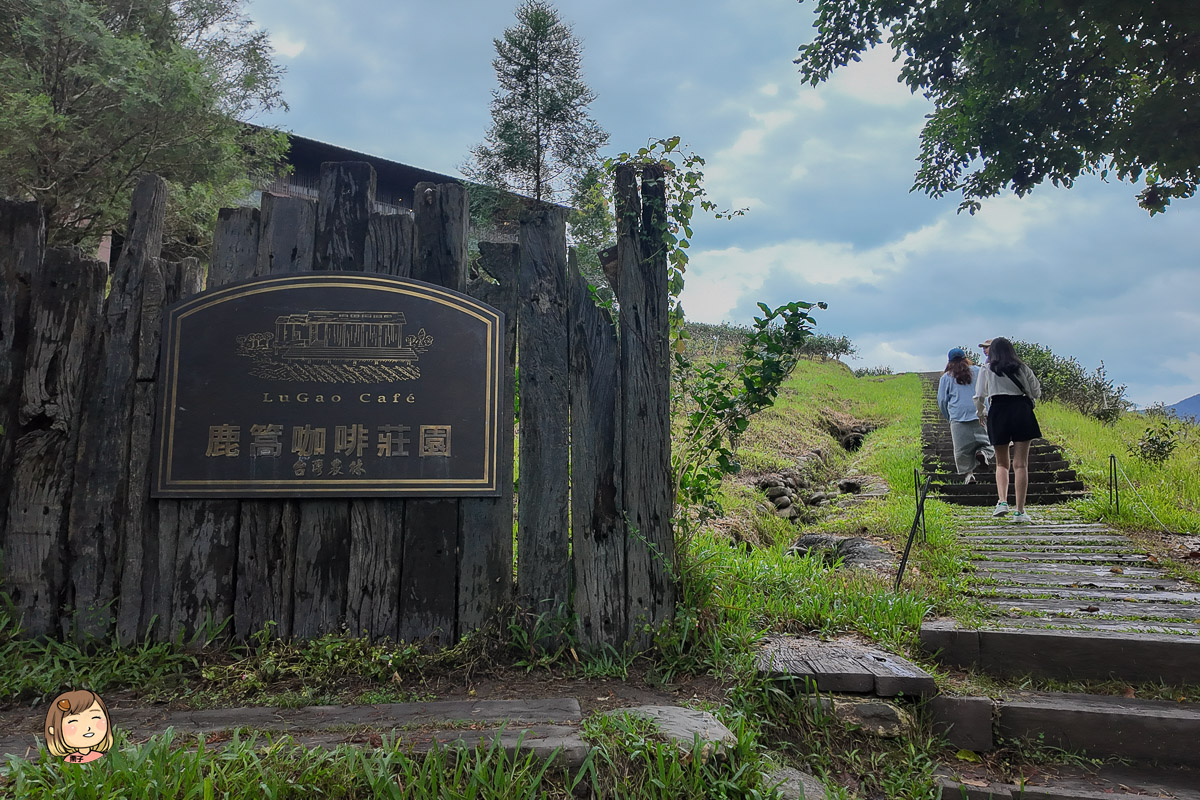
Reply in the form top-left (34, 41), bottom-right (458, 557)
top-left (0, 604), bottom-right (198, 704)
top-left (0, 728), bottom-right (591, 799)
top-left (582, 707), bottom-right (778, 799)
top-left (758, 686), bottom-right (940, 800)
top-left (1037, 402), bottom-right (1200, 534)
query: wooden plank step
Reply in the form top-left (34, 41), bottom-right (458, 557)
top-left (961, 524), bottom-right (1110, 532)
top-left (969, 544), bottom-right (1141, 554)
top-left (975, 618), bottom-right (1200, 635)
top-left (935, 765), bottom-right (1200, 800)
top-left (0, 699), bottom-right (586, 763)
top-left (971, 586), bottom-right (1200, 604)
top-left (970, 561), bottom-right (1166, 577)
top-left (998, 692), bottom-right (1200, 768)
top-left (970, 552), bottom-right (1149, 563)
top-left (921, 621), bottom-right (1200, 683)
top-left (980, 597), bottom-right (1200, 620)
top-left (756, 635), bottom-right (936, 697)
top-left (972, 572), bottom-right (1193, 591)
top-left (961, 535), bottom-right (1129, 544)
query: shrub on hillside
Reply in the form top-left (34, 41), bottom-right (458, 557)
top-left (798, 333), bottom-right (856, 361)
top-left (1127, 417), bottom-right (1189, 465)
top-left (1011, 340), bottom-right (1128, 423)
top-left (853, 366), bottom-right (894, 378)
top-left (683, 323), bottom-right (856, 364)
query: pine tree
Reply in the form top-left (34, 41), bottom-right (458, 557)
top-left (465, 0), bottom-right (608, 204)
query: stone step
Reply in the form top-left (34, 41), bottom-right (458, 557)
top-left (998, 692), bottom-right (1200, 768)
top-left (921, 621), bottom-right (1200, 684)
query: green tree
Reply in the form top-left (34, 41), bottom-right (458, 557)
top-left (567, 164), bottom-right (616, 301)
top-left (795, 1), bottom-right (1200, 214)
top-left (465, 0), bottom-right (609, 204)
top-left (0, 0), bottom-right (287, 255)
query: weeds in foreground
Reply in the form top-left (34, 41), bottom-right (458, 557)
top-left (756, 685), bottom-right (940, 800)
top-left (583, 708), bottom-right (779, 799)
top-left (0, 729), bottom-right (587, 799)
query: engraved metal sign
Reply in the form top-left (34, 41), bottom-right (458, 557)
top-left (152, 274), bottom-right (503, 497)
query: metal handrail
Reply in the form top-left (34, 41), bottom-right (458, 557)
top-left (1107, 454), bottom-right (1120, 515)
top-left (895, 468), bottom-right (933, 592)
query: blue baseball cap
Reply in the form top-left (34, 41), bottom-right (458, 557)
top-left (947, 347), bottom-right (966, 361)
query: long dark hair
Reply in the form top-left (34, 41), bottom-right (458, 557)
top-left (945, 356), bottom-right (973, 385)
top-left (987, 336), bottom-right (1024, 379)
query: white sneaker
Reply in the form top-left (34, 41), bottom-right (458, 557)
top-left (1012, 511), bottom-right (1033, 524)
top-left (993, 501), bottom-right (1010, 517)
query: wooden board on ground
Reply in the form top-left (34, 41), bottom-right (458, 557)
top-left (756, 635), bottom-right (936, 697)
top-left (985, 597), bottom-right (1200, 621)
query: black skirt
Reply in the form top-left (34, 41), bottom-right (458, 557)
top-left (986, 394), bottom-right (1042, 445)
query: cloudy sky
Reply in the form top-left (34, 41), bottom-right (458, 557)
top-left (248, 0), bottom-right (1200, 407)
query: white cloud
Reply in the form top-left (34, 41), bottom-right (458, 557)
top-left (850, 341), bottom-right (927, 373)
top-left (759, 82), bottom-right (780, 96)
top-left (822, 45), bottom-right (920, 108)
top-left (1165, 353), bottom-right (1200, 383)
top-left (271, 31), bottom-right (307, 59)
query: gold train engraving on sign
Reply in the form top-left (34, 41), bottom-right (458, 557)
top-left (235, 309), bottom-right (435, 384)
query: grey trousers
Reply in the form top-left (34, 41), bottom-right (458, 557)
top-left (950, 419), bottom-right (995, 474)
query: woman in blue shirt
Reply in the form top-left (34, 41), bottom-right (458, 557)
top-left (937, 348), bottom-right (994, 484)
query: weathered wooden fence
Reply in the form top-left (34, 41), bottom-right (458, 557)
top-left (0, 163), bottom-right (673, 649)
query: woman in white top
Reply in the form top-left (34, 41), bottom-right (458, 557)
top-left (973, 337), bottom-right (1042, 523)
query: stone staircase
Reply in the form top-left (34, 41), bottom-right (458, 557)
top-left (915, 375), bottom-right (1200, 798)
top-left (919, 372), bottom-right (1087, 506)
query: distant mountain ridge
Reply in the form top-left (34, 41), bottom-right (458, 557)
top-left (1167, 393), bottom-right (1200, 421)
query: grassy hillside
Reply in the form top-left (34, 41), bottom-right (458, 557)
top-left (1038, 402), bottom-right (1200, 534)
top-left (678, 358), bottom-right (978, 657)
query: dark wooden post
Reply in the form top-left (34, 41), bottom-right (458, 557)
top-left (365, 213), bottom-right (415, 276)
top-left (257, 194), bottom-right (316, 275)
top-left (400, 182), bottom-right (468, 644)
top-left (115, 253), bottom-right (166, 643)
top-left (149, 258), bottom-right (205, 640)
top-left (0, 200), bottom-right (43, 550)
top-left (316, 162), bottom-right (376, 272)
top-left (347, 209), bottom-right (414, 641)
top-left (68, 174), bottom-right (166, 642)
top-left (210, 207), bottom-right (261, 287)
top-left (568, 249), bottom-right (626, 648)
top-left (169, 205), bottom-right (268, 641)
top-left (3, 250), bottom-right (105, 637)
top-left (516, 205), bottom-right (571, 620)
top-left (460, 242), bottom-right (519, 632)
top-left (233, 194), bottom-right (317, 640)
top-left (290, 163), bottom-right (374, 639)
top-left (617, 164), bottom-right (675, 644)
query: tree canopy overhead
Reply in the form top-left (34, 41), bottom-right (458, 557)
top-left (795, 1), bottom-right (1200, 214)
top-left (0, 0), bottom-right (287, 254)
top-left (464, 0), bottom-right (608, 204)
